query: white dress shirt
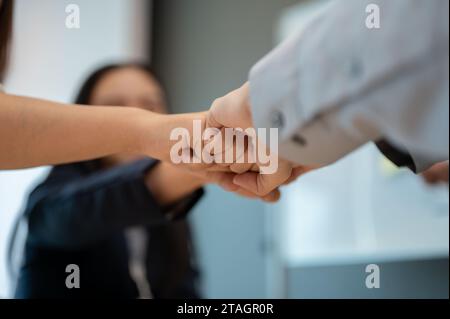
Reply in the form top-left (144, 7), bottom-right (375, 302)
top-left (249, 0), bottom-right (449, 172)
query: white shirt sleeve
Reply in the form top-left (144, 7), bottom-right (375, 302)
top-left (249, 0), bottom-right (449, 172)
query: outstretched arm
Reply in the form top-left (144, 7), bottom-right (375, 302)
top-left (0, 92), bottom-right (201, 169)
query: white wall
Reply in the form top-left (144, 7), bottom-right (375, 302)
top-left (0, 0), bottom-right (149, 297)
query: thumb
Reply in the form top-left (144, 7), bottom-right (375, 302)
top-left (232, 162), bottom-right (292, 197)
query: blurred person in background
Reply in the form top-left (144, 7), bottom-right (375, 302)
top-left (0, 0), bottom-right (267, 196)
top-left (13, 64), bottom-right (216, 299)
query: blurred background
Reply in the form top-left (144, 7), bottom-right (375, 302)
top-left (0, 0), bottom-right (448, 298)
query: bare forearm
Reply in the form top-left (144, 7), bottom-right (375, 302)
top-left (0, 93), bottom-right (153, 169)
top-left (0, 93), bottom-right (208, 169)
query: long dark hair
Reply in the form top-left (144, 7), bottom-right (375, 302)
top-left (0, 0), bottom-right (14, 81)
top-left (74, 63), bottom-right (163, 105)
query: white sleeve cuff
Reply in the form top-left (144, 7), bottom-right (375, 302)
top-left (248, 31), bottom-right (371, 166)
top-left (248, 32), bottom-right (304, 146)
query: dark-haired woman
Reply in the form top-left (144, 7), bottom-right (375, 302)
top-left (13, 64), bottom-right (220, 298)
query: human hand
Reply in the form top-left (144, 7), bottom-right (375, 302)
top-left (206, 82), bottom-right (314, 197)
top-left (141, 111), bottom-right (281, 202)
top-left (145, 161), bottom-right (281, 205)
top-left (182, 166), bottom-right (283, 203)
top-left (136, 95), bottom-right (308, 201)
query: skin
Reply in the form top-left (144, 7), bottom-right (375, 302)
top-left (88, 67), bottom-right (280, 204)
top-left (0, 90), bottom-right (202, 169)
top-left (207, 82), bottom-right (313, 197)
top-left (422, 161), bottom-right (449, 185)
